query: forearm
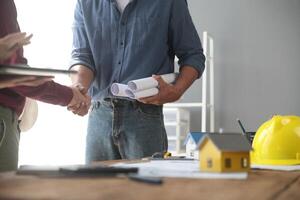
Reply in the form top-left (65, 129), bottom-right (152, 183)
top-left (68, 65), bottom-right (93, 116)
top-left (174, 66), bottom-right (199, 96)
top-left (13, 81), bottom-right (73, 106)
top-left (70, 65), bottom-right (94, 92)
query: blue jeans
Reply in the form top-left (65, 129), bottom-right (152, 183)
top-left (86, 98), bottom-right (168, 163)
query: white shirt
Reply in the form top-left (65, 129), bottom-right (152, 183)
top-left (115, 0), bottom-right (131, 13)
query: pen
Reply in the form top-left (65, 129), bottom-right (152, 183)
top-left (128, 174), bottom-right (163, 185)
top-left (150, 157), bottom-right (194, 161)
top-left (237, 118), bottom-right (247, 134)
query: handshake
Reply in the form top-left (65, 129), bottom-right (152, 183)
top-left (67, 85), bottom-right (91, 116)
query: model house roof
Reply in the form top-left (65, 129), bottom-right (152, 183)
top-left (184, 132), bottom-right (206, 145)
top-left (197, 133), bottom-right (252, 152)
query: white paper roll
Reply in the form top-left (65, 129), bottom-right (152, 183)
top-left (125, 87), bottom-right (159, 99)
top-left (127, 73), bottom-right (177, 92)
top-left (110, 83), bottom-right (130, 97)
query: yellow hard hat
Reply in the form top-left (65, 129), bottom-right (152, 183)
top-left (251, 115), bottom-right (300, 165)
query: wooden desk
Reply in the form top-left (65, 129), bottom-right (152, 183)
top-left (0, 168), bottom-right (299, 200)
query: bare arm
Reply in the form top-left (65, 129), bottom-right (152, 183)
top-left (173, 66), bottom-right (199, 96)
top-left (70, 65), bottom-right (94, 93)
top-left (140, 0), bottom-right (205, 105)
top-left (68, 64), bottom-right (94, 115)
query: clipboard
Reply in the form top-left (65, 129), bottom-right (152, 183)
top-left (0, 64), bottom-right (77, 77)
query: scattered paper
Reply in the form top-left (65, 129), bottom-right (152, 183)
top-left (112, 160), bottom-right (248, 180)
top-left (251, 164), bottom-right (300, 171)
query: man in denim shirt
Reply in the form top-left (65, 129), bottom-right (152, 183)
top-left (70, 0), bottom-right (206, 163)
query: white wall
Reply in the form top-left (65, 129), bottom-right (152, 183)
top-left (183, 0), bottom-right (300, 132)
top-left (16, 0), bottom-right (87, 166)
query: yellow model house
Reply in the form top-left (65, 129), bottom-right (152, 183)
top-left (197, 133), bottom-right (252, 172)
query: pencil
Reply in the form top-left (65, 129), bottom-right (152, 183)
top-left (237, 118), bottom-right (247, 134)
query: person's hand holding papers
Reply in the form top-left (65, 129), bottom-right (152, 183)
top-left (0, 32), bottom-right (32, 61)
top-left (138, 66), bottom-right (199, 105)
top-left (138, 75), bottom-right (182, 105)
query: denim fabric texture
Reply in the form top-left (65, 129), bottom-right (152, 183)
top-left (71, 0), bottom-right (205, 100)
top-left (72, 0), bottom-right (205, 162)
top-left (86, 99), bottom-right (168, 162)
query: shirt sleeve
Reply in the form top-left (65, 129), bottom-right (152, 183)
top-left (0, 0), bottom-right (28, 65)
top-left (12, 81), bottom-right (73, 106)
top-left (169, 0), bottom-right (206, 78)
top-left (70, 0), bottom-right (96, 73)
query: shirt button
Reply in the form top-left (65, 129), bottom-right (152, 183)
top-left (118, 61), bottom-right (121, 65)
top-left (121, 42), bottom-right (124, 46)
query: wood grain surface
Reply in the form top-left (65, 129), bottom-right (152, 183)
top-left (0, 169), bottom-right (300, 200)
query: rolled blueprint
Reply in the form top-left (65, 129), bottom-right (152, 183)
top-left (110, 83), bottom-right (130, 98)
top-left (125, 87), bottom-right (159, 99)
top-left (127, 73), bottom-right (177, 91)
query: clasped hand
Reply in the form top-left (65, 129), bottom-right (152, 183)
top-left (67, 86), bottom-right (91, 116)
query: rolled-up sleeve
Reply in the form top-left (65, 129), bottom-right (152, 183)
top-left (169, 0), bottom-right (206, 78)
top-left (70, 0), bottom-right (95, 73)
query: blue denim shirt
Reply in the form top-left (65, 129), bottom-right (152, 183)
top-left (71, 0), bottom-right (205, 100)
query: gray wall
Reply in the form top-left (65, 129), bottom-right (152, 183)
top-left (181, 0), bottom-right (300, 132)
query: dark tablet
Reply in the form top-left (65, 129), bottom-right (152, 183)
top-left (0, 64), bottom-right (77, 77)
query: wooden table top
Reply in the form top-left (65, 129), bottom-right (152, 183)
top-left (0, 167), bottom-right (299, 200)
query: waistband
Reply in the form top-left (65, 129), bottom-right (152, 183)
top-left (92, 98), bottom-right (162, 109)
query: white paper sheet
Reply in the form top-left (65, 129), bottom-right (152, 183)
top-left (110, 83), bottom-right (130, 97)
top-left (125, 87), bottom-right (159, 99)
top-left (251, 164), bottom-right (300, 171)
top-left (113, 160), bottom-right (248, 180)
top-left (127, 73), bottom-right (177, 91)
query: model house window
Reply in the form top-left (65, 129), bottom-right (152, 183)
top-left (241, 158), bottom-right (248, 168)
top-left (225, 158), bottom-right (231, 168)
top-left (207, 158), bottom-right (213, 168)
